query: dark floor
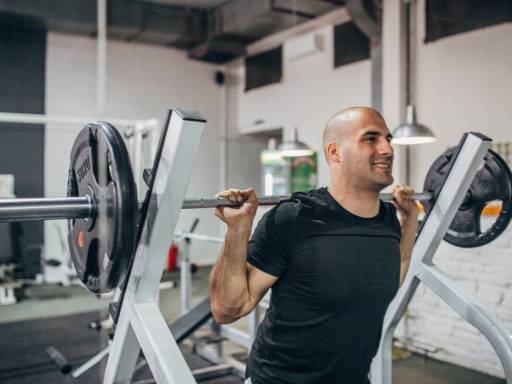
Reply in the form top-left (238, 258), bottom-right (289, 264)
top-left (0, 310), bottom-right (505, 384)
top-left (393, 355), bottom-right (505, 384)
top-left (0, 311), bottom-right (240, 384)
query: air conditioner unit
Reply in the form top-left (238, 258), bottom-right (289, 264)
top-left (284, 32), bottom-right (324, 61)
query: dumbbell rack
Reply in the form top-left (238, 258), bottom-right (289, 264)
top-left (371, 133), bottom-right (512, 384)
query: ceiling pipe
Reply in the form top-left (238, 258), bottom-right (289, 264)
top-left (345, 0), bottom-right (382, 112)
top-left (97, 0), bottom-right (107, 115)
top-left (392, 0), bottom-right (436, 184)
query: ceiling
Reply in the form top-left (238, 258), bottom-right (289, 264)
top-left (0, 0), bottom-right (380, 64)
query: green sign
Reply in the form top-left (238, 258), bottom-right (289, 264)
top-left (291, 152), bottom-right (317, 192)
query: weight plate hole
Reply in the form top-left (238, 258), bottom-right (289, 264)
top-left (85, 239), bottom-right (100, 279)
top-left (91, 138), bottom-right (112, 187)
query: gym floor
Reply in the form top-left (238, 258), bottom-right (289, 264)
top-left (0, 267), bottom-right (505, 384)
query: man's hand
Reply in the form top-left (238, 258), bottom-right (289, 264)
top-left (392, 185), bottom-right (419, 222)
top-left (214, 188), bottom-right (258, 231)
top-left (210, 188), bottom-right (275, 324)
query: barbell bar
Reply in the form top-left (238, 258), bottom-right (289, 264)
top-left (0, 192), bottom-right (433, 223)
top-left (5, 119), bottom-right (511, 294)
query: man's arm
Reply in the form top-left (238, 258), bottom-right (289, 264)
top-left (392, 185), bottom-right (419, 286)
top-left (398, 216), bottom-right (418, 285)
top-left (209, 188), bottom-right (278, 324)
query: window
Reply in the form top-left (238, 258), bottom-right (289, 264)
top-left (245, 46), bottom-right (282, 92)
top-left (333, 22), bottom-right (370, 68)
top-left (426, 0), bottom-right (512, 42)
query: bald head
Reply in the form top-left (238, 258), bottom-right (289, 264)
top-left (322, 106), bottom-right (385, 159)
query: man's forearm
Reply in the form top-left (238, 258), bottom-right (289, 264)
top-left (399, 217), bottom-right (418, 285)
top-left (209, 226), bottom-right (252, 321)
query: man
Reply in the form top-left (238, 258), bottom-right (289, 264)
top-left (209, 106), bottom-right (418, 384)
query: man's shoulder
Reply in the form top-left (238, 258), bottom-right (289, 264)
top-left (272, 188), bottom-right (324, 217)
top-left (289, 187), bottom-right (328, 207)
top-left (255, 188), bottom-right (328, 232)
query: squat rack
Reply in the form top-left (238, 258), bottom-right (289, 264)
top-left (101, 108), bottom-right (512, 383)
top-left (371, 132), bottom-right (512, 383)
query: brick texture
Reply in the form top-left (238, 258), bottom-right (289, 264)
top-left (394, 218), bottom-right (512, 378)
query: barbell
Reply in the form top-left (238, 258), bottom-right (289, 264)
top-left (0, 193), bottom-right (434, 222)
top-left (0, 122), bottom-right (510, 293)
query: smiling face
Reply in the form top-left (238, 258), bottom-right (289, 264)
top-left (324, 107), bottom-right (394, 192)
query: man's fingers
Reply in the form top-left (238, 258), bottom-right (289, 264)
top-left (216, 188), bottom-right (242, 203)
top-left (402, 186), bottom-right (414, 199)
top-left (241, 188), bottom-right (257, 203)
top-left (215, 188), bottom-right (258, 205)
top-left (214, 207), bottom-right (224, 219)
top-left (393, 185), bottom-right (415, 200)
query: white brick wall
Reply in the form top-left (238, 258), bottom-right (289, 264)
top-left (395, 218), bottom-right (512, 378)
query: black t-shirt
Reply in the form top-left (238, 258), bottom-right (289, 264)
top-left (246, 187), bottom-right (401, 384)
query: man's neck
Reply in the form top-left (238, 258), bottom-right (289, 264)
top-left (328, 183), bottom-right (381, 218)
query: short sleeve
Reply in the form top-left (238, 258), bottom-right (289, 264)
top-left (247, 202), bottom-right (297, 277)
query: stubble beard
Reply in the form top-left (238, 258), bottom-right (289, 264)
top-left (348, 164), bottom-right (394, 193)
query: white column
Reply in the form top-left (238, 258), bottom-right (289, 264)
top-left (381, 0), bottom-right (406, 184)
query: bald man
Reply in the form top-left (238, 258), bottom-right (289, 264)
top-left (209, 107), bottom-right (419, 384)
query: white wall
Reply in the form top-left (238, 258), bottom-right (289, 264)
top-left (44, 32), bottom-right (223, 271)
top-left (392, 1), bottom-right (512, 378)
top-left (231, 24), bottom-right (372, 188)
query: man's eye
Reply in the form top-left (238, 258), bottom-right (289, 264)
top-left (364, 137), bottom-right (376, 142)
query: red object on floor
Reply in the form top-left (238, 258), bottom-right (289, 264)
top-left (167, 243), bottom-right (178, 272)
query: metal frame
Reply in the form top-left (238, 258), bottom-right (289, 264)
top-left (371, 133), bottom-right (512, 383)
top-left (0, 111), bottom-right (157, 287)
top-left (103, 109), bottom-right (206, 384)
top-left (97, 128), bottom-right (512, 383)
top-left (173, 230), bottom-right (265, 349)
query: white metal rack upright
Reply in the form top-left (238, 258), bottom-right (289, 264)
top-left (103, 108), bottom-right (206, 384)
top-left (371, 132), bottom-right (512, 384)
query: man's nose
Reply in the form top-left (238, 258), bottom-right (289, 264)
top-left (377, 138), bottom-right (394, 156)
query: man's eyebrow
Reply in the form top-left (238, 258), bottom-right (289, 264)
top-left (360, 130), bottom-right (393, 139)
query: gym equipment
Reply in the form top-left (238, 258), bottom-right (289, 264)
top-left (103, 108), bottom-right (205, 383)
top-left (173, 230), bottom-right (262, 349)
top-left (2, 107), bottom-right (511, 383)
top-left (423, 147), bottom-right (512, 248)
top-left (0, 129), bottom-right (511, 294)
top-left (107, 121), bottom-right (512, 384)
top-left (371, 133), bottom-right (512, 384)
top-left (46, 297), bottom-right (215, 380)
top-left (0, 192), bottom-right (429, 222)
top-left (67, 122), bottom-right (138, 293)
top-left (46, 346), bottom-right (72, 375)
top-left (0, 195), bottom-right (292, 222)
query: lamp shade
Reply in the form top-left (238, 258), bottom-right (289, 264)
top-left (392, 105), bottom-right (436, 145)
top-left (278, 126), bottom-right (314, 157)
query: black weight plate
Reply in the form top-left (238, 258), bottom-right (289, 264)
top-left (423, 147), bottom-right (512, 248)
top-left (67, 122), bottom-right (137, 293)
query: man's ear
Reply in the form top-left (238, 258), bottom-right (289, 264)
top-left (326, 141), bottom-right (340, 163)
